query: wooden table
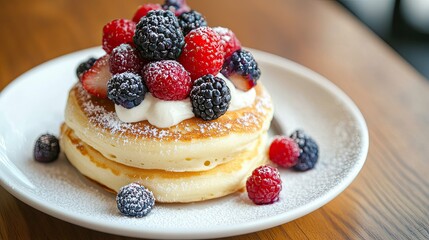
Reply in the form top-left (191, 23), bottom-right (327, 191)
top-left (1, 0), bottom-right (428, 239)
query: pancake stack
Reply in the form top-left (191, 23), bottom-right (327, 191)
top-left (61, 82), bottom-right (273, 203)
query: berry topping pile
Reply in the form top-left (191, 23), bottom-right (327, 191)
top-left (34, 134), bottom-right (60, 163)
top-left (268, 130), bottom-right (319, 171)
top-left (190, 74), bottom-right (231, 120)
top-left (107, 72), bottom-right (147, 109)
top-left (246, 165), bottom-right (282, 205)
top-left (116, 183), bottom-right (155, 217)
top-left (76, 0), bottom-right (262, 122)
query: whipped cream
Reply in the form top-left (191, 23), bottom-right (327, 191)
top-left (115, 74), bottom-right (256, 128)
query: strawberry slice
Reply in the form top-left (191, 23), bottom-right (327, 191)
top-left (81, 55), bottom-right (112, 98)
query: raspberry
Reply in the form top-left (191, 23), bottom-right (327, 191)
top-left (34, 134), bottom-right (60, 163)
top-left (190, 74), bottom-right (231, 121)
top-left (162, 0), bottom-right (190, 16)
top-left (178, 27), bottom-right (224, 80)
top-left (102, 19), bottom-right (136, 54)
top-left (269, 136), bottom-right (300, 168)
top-left (142, 60), bottom-right (191, 100)
top-left (134, 10), bottom-right (184, 61)
top-left (107, 72), bottom-right (147, 109)
top-left (178, 10), bottom-right (207, 35)
top-left (213, 27), bottom-right (241, 60)
top-left (132, 3), bottom-right (162, 23)
top-left (109, 44), bottom-right (146, 75)
top-left (221, 49), bottom-right (261, 91)
top-left (246, 165), bottom-right (282, 205)
top-left (116, 183), bottom-right (155, 218)
top-left (290, 130), bottom-right (319, 171)
top-left (76, 57), bottom-right (97, 81)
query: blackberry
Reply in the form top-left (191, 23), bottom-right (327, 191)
top-left (290, 130), bottom-right (319, 171)
top-left (190, 74), bottom-right (231, 121)
top-left (76, 57), bottom-right (97, 80)
top-left (178, 10), bottom-right (207, 35)
top-left (34, 134), bottom-right (60, 163)
top-left (116, 183), bottom-right (155, 218)
top-left (133, 10), bottom-right (184, 60)
top-left (221, 49), bottom-right (261, 83)
top-left (107, 72), bottom-right (147, 109)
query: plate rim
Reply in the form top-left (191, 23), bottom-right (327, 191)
top-left (0, 47), bottom-right (369, 239)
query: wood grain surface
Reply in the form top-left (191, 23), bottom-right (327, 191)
top-left (1, 0), bottom-right (428, 239)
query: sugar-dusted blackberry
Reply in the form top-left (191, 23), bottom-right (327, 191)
top-left (116, 183), bottom-right (155, 218)
top-left (34, 134), bottom-right (60, 163)
top-left (107, 72), bottom-right (147, 109)
top-left (221, 49), bottom-right (261, 91)
top-left (76, 57), bottom-right (97, 80)
top-left (290, 130), bottom-right (319, 171)
top-left (133, 10), bottom-right (184, 60)
top-left (178, 10), bottom-right (207, 35)
top-left (190, 74), bottom-right (231, 121)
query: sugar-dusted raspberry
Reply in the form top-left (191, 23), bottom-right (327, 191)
top-left (142, 60), bottom-right (191, 100)
top-left (246, 165), bottom-right (282, 205)
top-left (290, 130), bottom-right (319, 171)
top-left (102, 19), bottom-right (136, 54)
top-left (269, 136), bottom-right (300, 168)
top-left (178, 27), bottom-right (224, 80)
top-left (109, 44), bottom-right (146, 75)
top-left (132, 3), bottom-right (162, 23)
top-left (213, 27), bottom-right (241, 60)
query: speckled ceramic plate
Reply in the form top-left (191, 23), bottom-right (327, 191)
top-left (0, 47), bottom-right (368, 239)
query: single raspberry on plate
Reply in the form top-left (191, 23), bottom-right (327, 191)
top-left (102, 19), bottom-right (136, 54)
top-left (81, 55), bottom-right (112, 98)
top-left (178, 27), bottom-right (224, 80)
top-left (162, 0), bottom-right (190, 16)
top-left (142, 60), bottom-right (191, 100)
top-left (290, 130), bottom-right (319, 171)
top-left (213, 27), bottom-right (241, 60)
top-left (246, 165), bottom-right (282, 205)
top-left (116, 183), bottom-right (155, 218)
top-left (34, 134), bottom-right (60, 163)
top-left (132, 3), bottom-right (162, 23)
top-left (269, 136), bottom-right (300, 168)
top-left (109, 44), bottom-right (146, 75)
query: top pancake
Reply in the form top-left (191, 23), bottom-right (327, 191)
top-left (64, 82), bottom-right (273, 172)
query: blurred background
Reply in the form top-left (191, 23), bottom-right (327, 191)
top-left (339, 0), bottom-right (429, 79)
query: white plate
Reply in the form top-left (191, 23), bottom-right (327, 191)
top-left (0, 47), bottom-right (368, 239)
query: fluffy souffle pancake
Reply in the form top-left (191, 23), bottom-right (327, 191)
top-left (64, 82), bottom-right (273, 172)
top-left (60, 124), bottom-right (267, 203)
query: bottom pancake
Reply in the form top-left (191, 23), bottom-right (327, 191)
top-left (60, 125), bottom-right (268, 203)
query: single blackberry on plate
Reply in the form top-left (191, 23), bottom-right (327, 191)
top-left (221, 49), bottom-right (261, 91)
top-left (116, 183), bottom-right (155, 218)
top-left (107, 72), bottom-right (147, 109)
top-left (133, 10), bottom-right (184, 60)
top-left (190, 74), bottom-right (231, 121)
top-left (178, 10), bottom-right (207, 35)
top-left (290, 130), bottom-right (319, 171)
top-left (76, 57), bottom-right (97, 80)
top-left (34, 134), bottom-right (60, 163)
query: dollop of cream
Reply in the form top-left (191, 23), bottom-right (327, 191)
top-left (115, 74), bottom-right (256, 128)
